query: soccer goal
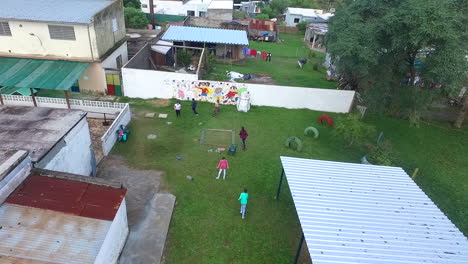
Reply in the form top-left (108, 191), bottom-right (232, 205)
top-left (200, 129), bottom-right (235, 147)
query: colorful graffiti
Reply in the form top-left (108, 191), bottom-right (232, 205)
top-left (167, 80), bottom-right (249, 105)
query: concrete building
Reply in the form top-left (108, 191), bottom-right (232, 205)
top-left (0, 105), bottom-right (96, 176)
top-left (207, 1), bottom-right (234, 20)
top-left (284, 7), bottom-right (324, 26)
top-left (140, 0), bottom-right (233, 19)
top-left (0, 158), bottom-right (128, 264)
top-left (0, 0), bottom-right (128, 95)
top-left (239, 1), bottom-right (262, 17)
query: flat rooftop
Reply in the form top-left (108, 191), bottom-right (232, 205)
top-left (0, 149), bottom-right (28, 180)
top-left (0, 106), bottom-right (86, 162)
top-left (0, 0), bottom-right (114, 24)
top-left (0, 171), bottom-right (127, 263)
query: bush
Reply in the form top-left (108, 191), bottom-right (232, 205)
top-left (207, 53), bottom-right (216, 71)
top-left (313, 63), bottom-right (319, 71)
top-left (124, 7), bottom-right (149, 29)
top-left (296, 21), bottom-right (308, 31)
top-left (233, 10), bottom-right (247, 19)
top-left (177, 50), bottom-right (192, 67)
top-left (332, 114), bottom-right (376, 146)
top-left (255, 14), bottom-right (270, 21)
top-left (367, 140), bottom-right (397, 166)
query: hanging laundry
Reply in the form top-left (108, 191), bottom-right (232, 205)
top-left (262, 52), bottom-right (267, 59)
top-left (250, 49), bottom-right (257, 57)
top-left (243, 47), bottom-right (248, 55)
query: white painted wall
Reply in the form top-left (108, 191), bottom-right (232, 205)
top-left (37, 117), bottom-right (95, 176)
top-left (101, 104), bottom-right (132, 156)
top-left (141, 0), bottom-right (210, 16)
top-left (121, 70), bottom-right (355, 112)
top-left (122, 68), bottom-right (198, 98)
top-left (0, 21), bottom-right (96, 60)
top-left (247, 83), bottom-right (354, 113)
top-left (0, 153), bottom-right (32, 205)
top-left (95, 199), bottom-right (129, 264)
top-left (102, 42), bottom-right (129, 69)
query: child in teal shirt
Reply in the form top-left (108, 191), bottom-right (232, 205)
top-left (238, 188), bottom-right (249, 219)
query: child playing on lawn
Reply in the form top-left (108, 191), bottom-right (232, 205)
top-left (216, 157), bottom-right (229, 180)
top-left (213, 99), bottom-right (220, 117)
top-left (238, 188), bottom-right (249, 219)
top-left (239, 127), bottom-right (248, 150)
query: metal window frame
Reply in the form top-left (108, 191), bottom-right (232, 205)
top-left (0, 21), bottom-right (12, 36)
top-left (48, 25), bottom-right (76, 40)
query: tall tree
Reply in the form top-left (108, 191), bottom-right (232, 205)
top-left (326, 0), bottom-right (468, 120)
top-left (124, 0), bottom-right (141, 8)
top-left (124, 7), bottom-right (149, 29)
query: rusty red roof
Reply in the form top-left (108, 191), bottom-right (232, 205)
top-left (249, 19), bottom-right (277, 31)
top-left (6, 175), bottom-right (127, 221)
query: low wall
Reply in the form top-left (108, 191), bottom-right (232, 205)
top-left (101, 104), bottom-right (132, 156)
top-left (122, 68), bottom-right (198, 98)
top-left (1, 95), bottom-right (126, 116)
top-left (121, 69), bottom-right (355, 113)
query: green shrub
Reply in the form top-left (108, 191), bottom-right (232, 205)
top-left (332, 114), bottom-right (376, 146)
top-left (255, 14), bottom-right (270, 21)
top-left (177, 50), bottom-right (192, 67)
top-left (313, 63), bottom-right (319, 71)
top-left (296, 21), bottom-right (308, 31)
top-left (367, 140), bottom-right (397, 166)
top-left (124, 7), bottom-right (149, 29)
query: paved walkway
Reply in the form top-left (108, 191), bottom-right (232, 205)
top-left (97, 155), bottom-right (176, 264)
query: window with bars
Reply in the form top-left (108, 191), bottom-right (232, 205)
top-left (0, 22), bottom-right (12, 36)
top-left (48, 25), bottom-right (76, 40)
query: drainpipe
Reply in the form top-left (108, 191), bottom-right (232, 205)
top-left (87, 24), bottom-right (95, 61)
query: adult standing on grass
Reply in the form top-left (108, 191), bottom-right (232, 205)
top-left (213, 99), bottom-right (220, 117)
top-left (239, 127), bottom-right (249, 150)
top-left (216, 157), bottom-right (229, 180)
top-left (238, 188), bottom-right (249, 219)
top-left (174, 101), bottom-right (181, 117)
top-left (191, 98), bottom-right (198, 115)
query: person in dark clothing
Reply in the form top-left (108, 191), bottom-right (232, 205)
top-left (239, 127), bottom-right (249, 150)
top-left (191, 98), bottom-right (198, 115)
top-left (267, 53), bottom-right (272, 62)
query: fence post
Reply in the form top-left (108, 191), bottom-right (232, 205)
top-left (30, 88), bottom-right (37, 107)
top-left (0, 94), bottom-right (3, 105)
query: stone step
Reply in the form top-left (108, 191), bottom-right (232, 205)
top-left (119, 193), bottom-right (176, 264)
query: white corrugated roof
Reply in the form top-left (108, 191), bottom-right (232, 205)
top-left (0, 0), bottom-right (114, 24)
top-left (0, 204), bottom-right (111, 263)
top-left (286, 7), bottom-right (322, 17)
top-left (162, 26), bottom-right (249, 45)
top-left (151, 40), bottom-right (173, 55)
top-left (280, 156), bottom-right (468, 264)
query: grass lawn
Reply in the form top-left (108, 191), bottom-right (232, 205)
top-left (204, 34), bottom-right (337, 89)
top-left (112, 98), bottom-right (468, 263)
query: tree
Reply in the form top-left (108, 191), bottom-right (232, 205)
top-left (260, 6), bottom-right (274, 18)
top-left (124, 7), bottom-right (149, 29)
top-left (269, 0), bottom-right (290, 16)
top-left (326, 0), bottom-right (468, 119)
top-left (332, 114), bottom-right (375, 146)
top-left (296, 21), bottom-right (308, 31)
top-left (255, 14), bottom-right (270, 21)
top-left (124, 0), bottom-right (141, 8)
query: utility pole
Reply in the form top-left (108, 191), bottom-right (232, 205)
top-left (149, 0), bottom-right (155, 28)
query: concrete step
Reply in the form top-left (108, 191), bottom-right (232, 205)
top-left (119, 193), bottom-right (176, 264)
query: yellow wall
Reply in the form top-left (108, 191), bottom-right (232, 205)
top-left (78, 62), bottom-right (107, 94)
top-left (0, 21), bottom-right (97, 61)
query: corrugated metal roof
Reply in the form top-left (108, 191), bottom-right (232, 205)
top-left (0, 0), bottom-right (114, 24)
top-left (7, 175), bottom-right (127, 221)
top-left (249, 19), bottom-right (277, 31)
top-left (162, 26), bottom-right (249, 45)
top-left (0, 57), bottom-right (89, 91)
top-left (151, 40), bottom-right (173, 55)
top-left (286, 7), bottom-right (321, 17)
top-left (280, 156), bottom-right (468, 264)
top-left (0, 204), bottom-right (111, 263)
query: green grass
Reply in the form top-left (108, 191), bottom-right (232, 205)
top-left (112, 99), bottom-right (468, 263)
top-left (204, 34), bottom-right (337, 89)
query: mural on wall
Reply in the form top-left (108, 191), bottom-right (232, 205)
top-left (167, 80), bottom-right (249, 105)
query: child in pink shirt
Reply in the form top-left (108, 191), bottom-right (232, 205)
top-left (216, 157), bottom-right (229, 180)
